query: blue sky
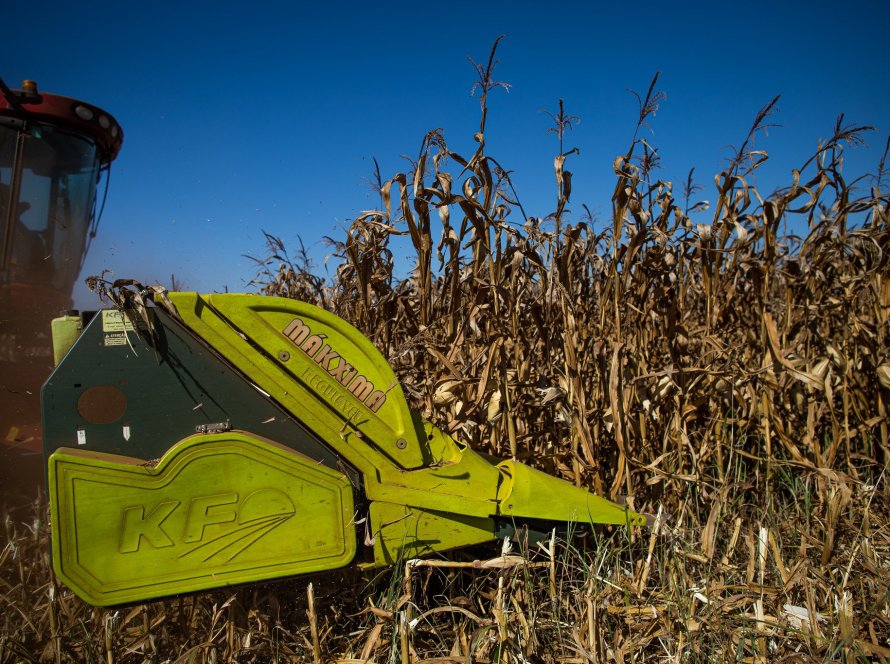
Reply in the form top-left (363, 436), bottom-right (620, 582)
top-left (4, 1), bottom-right (888, 307)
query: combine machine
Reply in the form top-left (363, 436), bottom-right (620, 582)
top-left (0, 78), bottom-right (122, 458)
top-left (9, 78), bottom-right (642, 607)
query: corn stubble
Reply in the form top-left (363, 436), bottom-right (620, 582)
top-left (3, 41), bottom-right (889, 662)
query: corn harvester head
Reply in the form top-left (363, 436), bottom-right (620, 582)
top-left (42, 293), bottom-right (644, 605)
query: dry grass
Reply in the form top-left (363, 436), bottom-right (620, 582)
top-left (3, 40), bottom-right (889, 662)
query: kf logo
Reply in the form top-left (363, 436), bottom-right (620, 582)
top-left (118, 489), bottom-right (295, 560)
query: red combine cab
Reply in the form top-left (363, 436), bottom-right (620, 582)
top-left (0, 79), bottom-right (122, 464)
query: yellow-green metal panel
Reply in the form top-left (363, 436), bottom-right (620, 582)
top-left (167, 292), bottom-right (405, 476)
top-left (49, 432), bottom-right (356, 605)
top-left (496, 461), bottom-right (645, 526)
top-left (202, 293), bottom-right (426, 468)
top-left (50, 315), bottom-right (82, 365)
top-left (369, 502), bottom-right (496, 566)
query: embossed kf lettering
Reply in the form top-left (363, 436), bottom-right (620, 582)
top-left (119, 492), bottom-right (238, 553)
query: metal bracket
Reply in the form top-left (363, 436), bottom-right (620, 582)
top-left (195, 420), bottom-right (231, 434)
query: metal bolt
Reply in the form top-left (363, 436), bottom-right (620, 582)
top-left (278, 350), bottom-right (291, 362)
top-left (396, 438), bottom-right (407, 450)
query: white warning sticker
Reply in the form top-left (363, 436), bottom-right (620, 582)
top-left (104, 332), bottom-right (128, 347)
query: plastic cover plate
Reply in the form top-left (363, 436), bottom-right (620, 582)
top-left (49, 432), bottom-right (356, 605)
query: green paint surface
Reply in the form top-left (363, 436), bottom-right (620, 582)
top-left (50, 432), bottom-right (355, 605)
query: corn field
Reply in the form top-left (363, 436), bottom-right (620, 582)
top-left (2, 40), bottom-right (889, 662)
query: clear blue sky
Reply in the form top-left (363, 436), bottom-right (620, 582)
top-left (4, 0), bottom-right (888, 307)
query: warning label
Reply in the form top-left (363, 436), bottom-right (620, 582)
top-left (104, 332), bottom-right (128, 347)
